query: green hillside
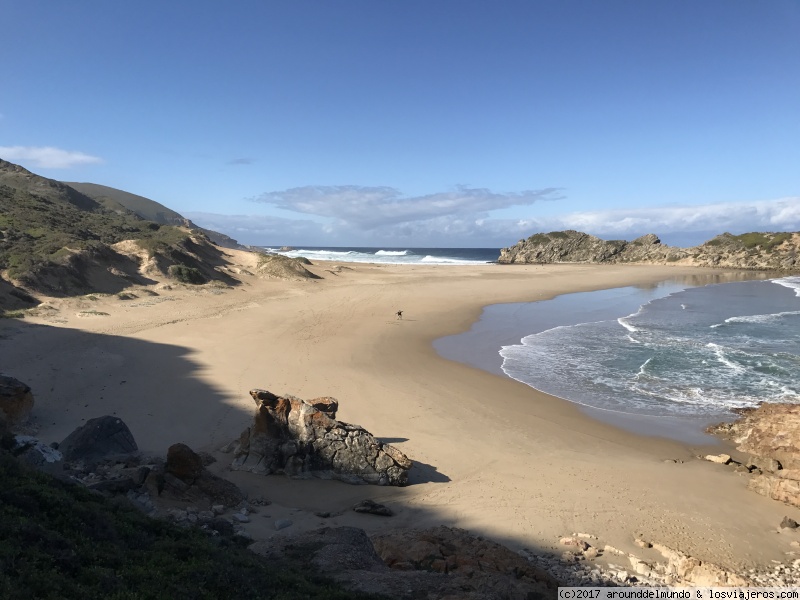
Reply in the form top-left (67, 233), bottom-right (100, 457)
top-left (65, 181), bottom-right (243, 249)
top-left (65, 182), bottom-right (188, 226)
top-left (0, 159), bottom-right (236, 306)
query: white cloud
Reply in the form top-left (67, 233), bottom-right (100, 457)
top-left (252, 185), bottom-right (562, 229)
top-left (540, 197), bottom-right (800, 238)
top-left (0, 145), bottom-right (103, 169)
top-left (192, 194), bottom-right (800, 248)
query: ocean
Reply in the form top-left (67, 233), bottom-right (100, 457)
top-left (260, 246), bottom-right (500, 265)
top-left (436, 273), bottom-right (800, 439)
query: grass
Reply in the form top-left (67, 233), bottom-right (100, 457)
top-left (0, 447), bottom-right (386, 600)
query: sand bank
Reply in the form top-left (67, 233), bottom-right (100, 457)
top-left (2, 255), bottom-right (798, 572)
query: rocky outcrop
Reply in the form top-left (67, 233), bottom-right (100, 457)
top-left (499, 231), bottom-right (684, 264)
top-left (709, 403), bottom-right (800, 507)
top-left (59, 415), bottom-right (138, 462)
top-left (228, 389), bottom-right (412, 485)
top-left (499, 230), bottom-right (800, 271)
top-left (0, 374), bottom-right (34, 427)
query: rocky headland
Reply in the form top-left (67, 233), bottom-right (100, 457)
top-left (499, 230), bottom-right (800, 270)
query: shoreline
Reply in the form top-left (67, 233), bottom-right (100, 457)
top-left (434, 278), bottom-right (763, 444)
top-left (3, 257), bottom-right (799, 574)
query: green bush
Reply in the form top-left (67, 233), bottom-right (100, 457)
top-left (0, 449), bottom-right (384, 599)
top-left (168, 264), bottom-right (206, 285)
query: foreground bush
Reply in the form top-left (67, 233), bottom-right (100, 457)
top-left (0, 450), bottom-right (383, 600)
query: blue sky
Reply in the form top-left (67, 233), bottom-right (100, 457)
top-left (1, 1), bottom-right (798, 247)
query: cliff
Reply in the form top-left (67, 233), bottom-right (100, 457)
top-left (499, 230), bottom-right (800, 271)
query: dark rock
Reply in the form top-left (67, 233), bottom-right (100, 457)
top-left (353, 499), bottom-right (393, 516)
top-left (166, 443), bottom-right (204, 483)
top-left (781, 516), bottom-right (799, 529)
top-left (230, 389), bottom-right (412, 486)
top-left (143, 471), bottom-right (165, 496)
top-left (192, 472), bottom-right (244, 507)
top-left (0, 374), bottom-right (34, 427)
top-left (59, 416), bottom-right (138, 462)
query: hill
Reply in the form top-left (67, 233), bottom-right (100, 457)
top-left (64, 181), bottom-right (243, 249)
top-left (0, 159), bottom-right (237, 311)
top-left (499, 230), bottom-right (800, 271)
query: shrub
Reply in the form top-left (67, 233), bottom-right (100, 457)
top-left (168, 264), bottom-right (206, 284)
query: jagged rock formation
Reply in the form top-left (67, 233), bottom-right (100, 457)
top-left (709, 403), bottom-right (800, 508)
top-left (0, 374), bottom-right (34, 427)
top-left (499, 230), bottom-right (800, 271)
top-left (228, 389), bottom-right (412, 485)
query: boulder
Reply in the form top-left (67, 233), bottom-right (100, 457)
top-left (0, 374), bottom-right (34, 427)
top-left (230, 389), bottom-right (412, 486)
top-left (59, 416), bottom-right (138, 462)
top-left (166, 443), bottom-right (204, 483)
top-left (353, 499), bottom-right (393, 516)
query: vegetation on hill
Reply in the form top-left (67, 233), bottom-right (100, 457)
top-left (0, 183), bottom-right (188, 280)
top-left (65, 182), bottom-right (188, 227)
top-left (0, 444), bottom-right (382, 600)
top-left (65, 181), bottom-right (243, 249)
top-left (0, 160), bottom-right (240, 303)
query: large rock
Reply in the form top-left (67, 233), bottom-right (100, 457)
top-left (163, 442), bottom-right (243, 506)
top-left (166, 443), bottom-right (204, 483)
top-left (59, 416), bottom-right (138, 462)
top-left (709, 403), bottom-right (800, 507)
top-left (230, 389), bottom-right (412, 486)
top-left (0, 374), bottom-right (34, 427)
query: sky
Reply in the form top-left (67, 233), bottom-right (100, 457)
top-left (1, 1), bottom-right (798, 248)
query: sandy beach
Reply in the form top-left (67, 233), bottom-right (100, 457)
top-left (3, 252), bottom-right (799, 575)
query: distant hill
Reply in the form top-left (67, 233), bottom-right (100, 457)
top-left (499, 230), bottom-right (800, 271)
top-left (64, 181), bottom-right (243, 249)
top-left (0, 159), bottom-right (237, 311)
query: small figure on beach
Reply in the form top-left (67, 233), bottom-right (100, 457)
top-left (396, 310), bottom-right (403, 320)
